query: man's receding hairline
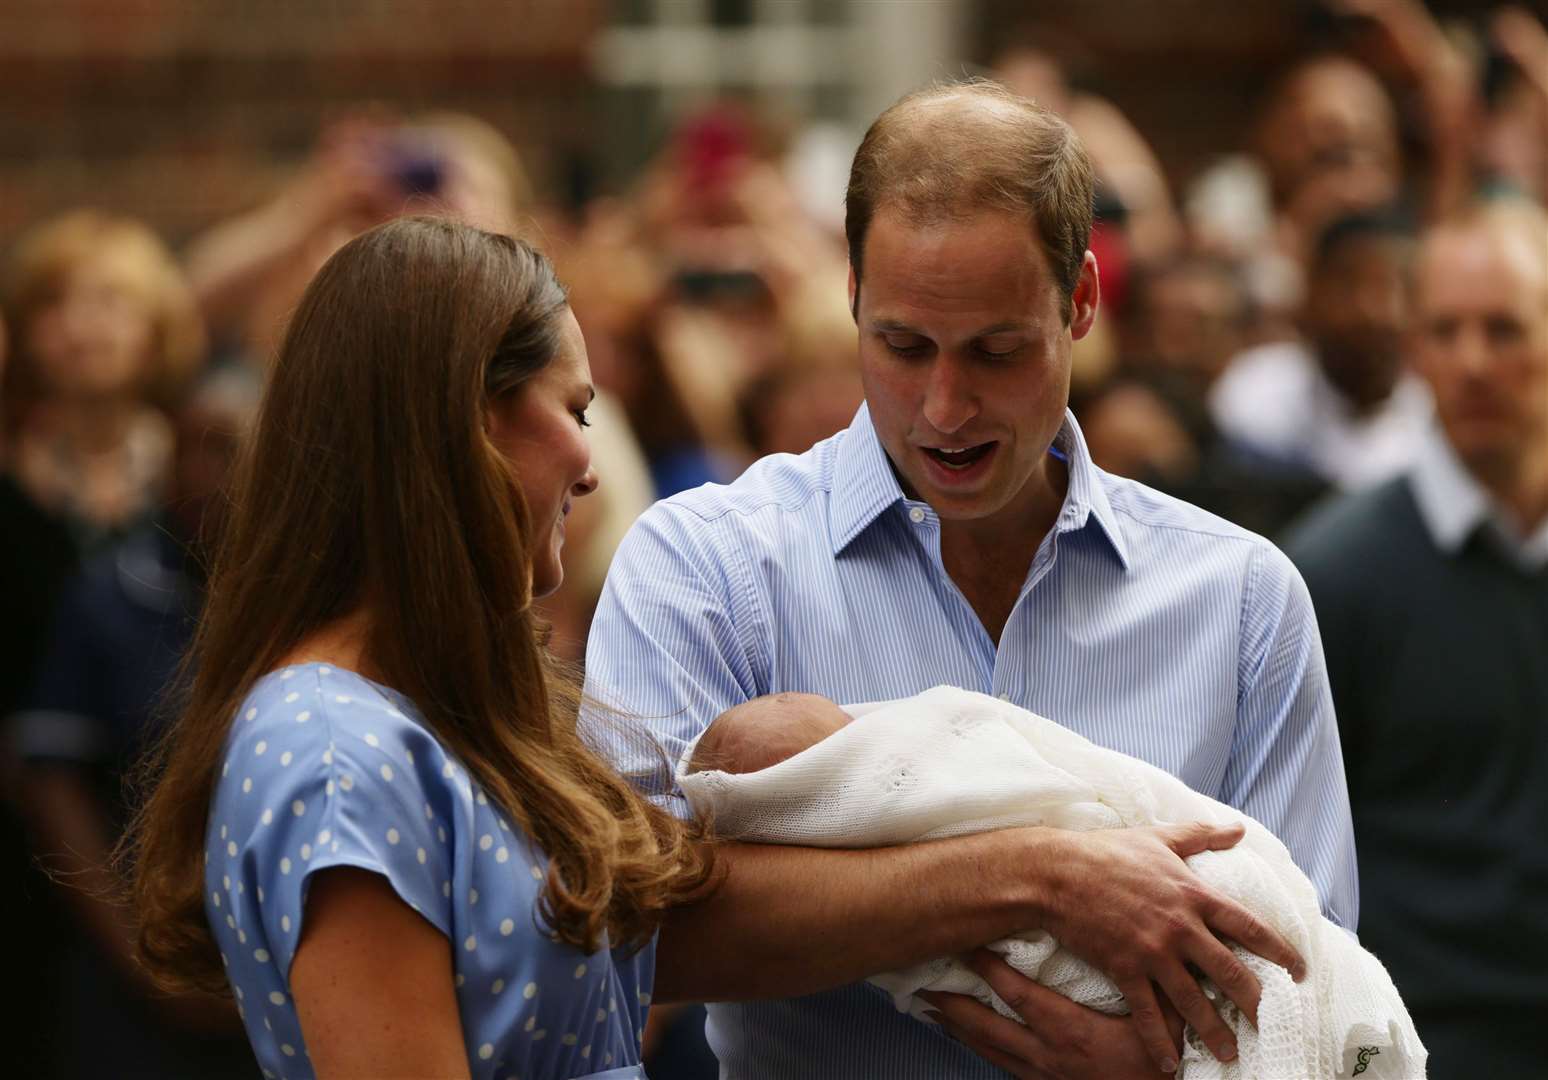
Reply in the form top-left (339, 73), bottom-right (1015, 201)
top-left (1423, 203), bottom-right (1548, 285)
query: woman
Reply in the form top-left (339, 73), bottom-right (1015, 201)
top-left (128, 217), bottom-right (711, 1079)
top-left (1, 209), bottom-right (203, 713)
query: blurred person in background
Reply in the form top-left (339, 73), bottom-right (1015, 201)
top-left (0, 209), bottom-right (203, 728)
top-left (0, 208), bottom-right (202, 1078)
top-left (1080, 253), bottom-right (1252, 488)
top-left (990, 33), bottom-right (1183, 266)
top-left (737, 268), bottom-right (866, 462)
top-left (1479, 5), bottom-right (1548, 203)
top-left (739, 364), bottom-right (865, 462)
top-left (1209, 209), bottom-right (1430, 491)
top-left (1079, 252), bottom-right (1330, 537)
top-left (184, 111), bottom-right (532, 369)
top-left (562, 103), bottom-right (852, 497)
top-left (1284, 196), bottom-right (1548, 1075)
top-left (1191, 0), bottom-right (1471, 336)
top-left (16, 368), bottom-right (260, 1079)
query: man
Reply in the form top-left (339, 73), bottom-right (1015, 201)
top-left (587, 81), bottom-right (1353, 1079)
top-left (1285, 198), bottom-right (1548, 1075)
top-left (1209, 210), bottom-right (1432, 492)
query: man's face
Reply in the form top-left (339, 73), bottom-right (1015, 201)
top-left (1303, 234), bottom-right (1410, 408)
top-left (1415, 221), bottom-right (1548, 480)
top-left (852, 206), bottom-right (1097, 528)
top-left (1142, 265), bottom-right (1244, 385)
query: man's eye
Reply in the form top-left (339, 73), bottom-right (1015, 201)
top-left (883, 337), bottom-right (929, 356)
top-left (1486, 317), bottom-right (1524, 347)
top-left (572, 409), bottom-right (592, 428)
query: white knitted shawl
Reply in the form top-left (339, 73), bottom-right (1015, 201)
top-left (678, 686), bottom-right (1425, 1080)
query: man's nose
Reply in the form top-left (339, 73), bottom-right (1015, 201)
top-left (921, 356), bottom-right (978, 435)
top-left (1452, 323), bottom-right (1491, 379)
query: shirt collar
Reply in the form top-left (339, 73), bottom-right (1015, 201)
top-left (1057, 410), bottom-right (1132, 571)
top-left (830, 402), bottom-right (905, 554)
top-left (1409, 424), bottom-right (1548, 570)
top-left (829, 403), bottom-right (1132, 571)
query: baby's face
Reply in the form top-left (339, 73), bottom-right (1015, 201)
top-left (690, 692), bottom-right (851, 775)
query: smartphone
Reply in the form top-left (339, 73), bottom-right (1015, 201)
top-left (382, 138), bottom-right (445, 197)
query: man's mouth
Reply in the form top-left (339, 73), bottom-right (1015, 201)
top-left (923, 442), bottom-right (995, 470)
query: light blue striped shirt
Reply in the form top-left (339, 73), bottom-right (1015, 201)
top-left (584, 404), bottom-right (1357, 1079)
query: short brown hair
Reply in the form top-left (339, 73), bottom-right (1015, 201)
top-left (1, 209), bottom-right (204, 428)
top-left (845, 79), bottom-right (1094, 320)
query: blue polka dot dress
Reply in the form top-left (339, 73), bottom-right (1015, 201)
top-left (205, 664), bottom-right (653, 1079)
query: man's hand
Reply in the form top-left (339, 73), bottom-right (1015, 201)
top-left (919, 952), bottom-right (1184, 1079)
top-left (1025, 821), bottom-right (1304, 1072)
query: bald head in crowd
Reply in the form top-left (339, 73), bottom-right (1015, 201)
top-left (1413, 199), bottom-right (1548, 528)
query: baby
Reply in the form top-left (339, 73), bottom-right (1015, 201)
top-left (686, 691), bottom-right (851, 776)
top-left (678, 686), bottom-right (1425, 1080)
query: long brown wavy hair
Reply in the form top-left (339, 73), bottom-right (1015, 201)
top-left (126, 216), bottom-right (712, 995)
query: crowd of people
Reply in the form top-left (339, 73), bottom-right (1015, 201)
top-left (2, 0), bottom-right (1546, 1075)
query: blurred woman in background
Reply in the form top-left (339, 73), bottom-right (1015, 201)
top-left (0, 209), bottom-right (203, 731)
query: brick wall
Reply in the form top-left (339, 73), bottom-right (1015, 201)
top-left (0, 0), bottom-right (602, 247)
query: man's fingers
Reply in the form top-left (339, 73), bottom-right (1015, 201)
top-left (1163, 820), bottom-right (1245, 859)
top-left (934, 1016), bottom-right (1044, 1080)
top-left (966, 949), bottom-right (1077, 1024)
top-left (1189, 936), bottom-right (1261, 1026)
top-left (1154, 961), bottom-right (1236, 1065)
top-left (1204, 899), bottom-right (1306, 984)
top-left (1121, 979), bottom-right (1182, 1075)
top-left (920, 988), bottom-right (1047, 1074)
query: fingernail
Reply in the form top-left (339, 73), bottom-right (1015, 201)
top-left (1218, 1042), bottom-right (1237, 1061)
top-left (1160, 1056), bottom-right (1178, 1073)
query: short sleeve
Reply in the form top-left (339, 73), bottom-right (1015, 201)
top-left (218, 677), bottom-right (456, 979)
top-left (12, 574), bottom-right (112, 765)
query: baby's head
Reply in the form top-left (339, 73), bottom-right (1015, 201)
top-left (688, 692), bottom-right (851, 776)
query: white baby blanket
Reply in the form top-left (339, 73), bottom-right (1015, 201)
top-left (678, 686), bottom-right (1425, 1080)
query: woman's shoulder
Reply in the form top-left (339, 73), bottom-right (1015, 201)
top-left (233, 664), bottom-right (425, 749)
top-left (219, 664), bottom-right (466, 813)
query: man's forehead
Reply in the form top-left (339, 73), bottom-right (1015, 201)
top-left (1420, 222), bottom-right (1548, 301)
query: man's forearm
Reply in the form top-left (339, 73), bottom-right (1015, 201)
top-left (653, 829), bottom-right (1049, 1004)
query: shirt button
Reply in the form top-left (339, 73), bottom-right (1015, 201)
top-left (997, 693), bottom-right (1011, 702)
top-left (908, 507), bottom-right (926, 523)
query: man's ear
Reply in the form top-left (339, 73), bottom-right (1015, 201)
top-left (1070, 250), bottom-right (1101, 341)
top-left (848, 264), bottom-right (859, 322)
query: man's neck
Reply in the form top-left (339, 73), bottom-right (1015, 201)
top-left (1478, 447), bottom-right (1548, 536)
top-left (939, 455), bottom-right (1068, 646)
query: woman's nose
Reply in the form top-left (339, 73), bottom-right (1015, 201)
top-left (573, 465), bottom-right (599, 497)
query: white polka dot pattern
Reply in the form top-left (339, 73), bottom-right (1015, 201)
top-left (205, 664), bottom-right (651, 1079)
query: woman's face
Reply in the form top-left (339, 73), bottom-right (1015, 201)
top-left (26, 253), bottom-right (156, 401)
top-left (487, 307), bottom-right (599, 599)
